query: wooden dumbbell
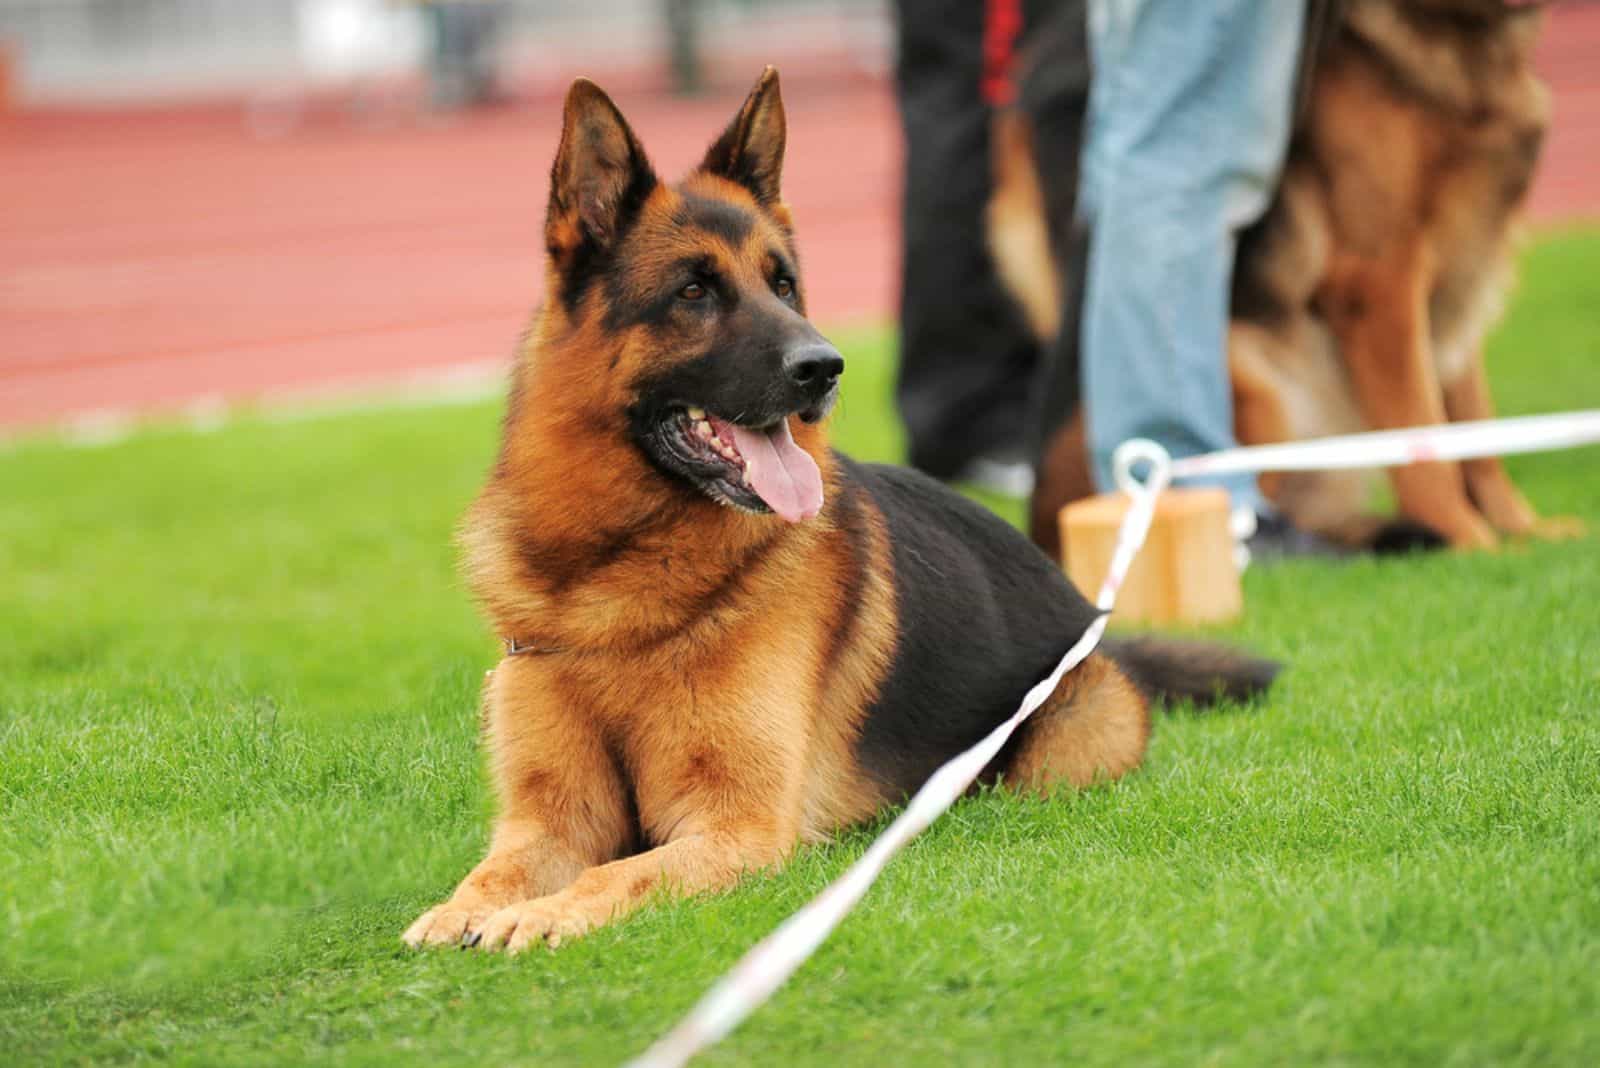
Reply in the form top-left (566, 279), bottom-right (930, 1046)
top-left (1059, 487), bottom-right (1242, 625)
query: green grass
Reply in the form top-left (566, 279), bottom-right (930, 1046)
top-left (3, 229), bottom-right (1599, 1066)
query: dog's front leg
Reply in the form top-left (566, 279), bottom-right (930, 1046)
top-left (1443, 357), bottom-right (1586, 541)
top-left (1323, 248), bottom-right (1498, 549)
top-left (403, 656), bottom-right (634, 947)
top-left (469, 698), bottom-right (808, 953)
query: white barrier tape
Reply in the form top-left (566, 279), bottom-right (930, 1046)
top-left (1168, 410), bottom-right (1600, 480)
top-left (629, 408), bottom-right (1600, 1067)
top-left (628, 443), bottom-right (1172, 1068)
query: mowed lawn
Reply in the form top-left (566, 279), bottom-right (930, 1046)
top-left (3, 230), bottom-right (1599, 1067)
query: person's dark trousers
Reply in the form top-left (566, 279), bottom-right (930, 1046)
top-left (893, 0), bottom-right (1040, 479)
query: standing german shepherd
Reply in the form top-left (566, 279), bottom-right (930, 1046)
top-left (994, 0), bottom-right (1584, 556)
top-left (1229, 0), bottom-right (1581, 550)
top-left (403, 69), bottom-right (1277, 954)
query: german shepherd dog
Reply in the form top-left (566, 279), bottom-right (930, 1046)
top-left (402, 69), bottom-right (1277, 954)
top-left (994, 0), bottom-right (1583, 556)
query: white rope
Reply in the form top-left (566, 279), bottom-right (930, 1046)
top-left (1168, 410), bottom-right (1600, 480)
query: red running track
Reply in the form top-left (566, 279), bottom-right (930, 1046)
top-left (3, 7), bottom-right (1598, 432)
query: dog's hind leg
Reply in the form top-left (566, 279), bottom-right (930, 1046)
top-left (1003, 654), bottom-right (1151, 792)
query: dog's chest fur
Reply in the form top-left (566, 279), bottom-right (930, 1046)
top-left (463, 462), bottom-right (903, 846)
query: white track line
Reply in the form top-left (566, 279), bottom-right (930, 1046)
top-left (1, 359), bottom-right (509, 452)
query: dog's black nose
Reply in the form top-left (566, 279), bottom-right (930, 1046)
top-left (784, 345), bottom-right (844, 390)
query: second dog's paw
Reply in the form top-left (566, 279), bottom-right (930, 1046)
top-left (1525, 515), bottom-right (1587, 542)
top-left (1447, 516), bottom-right (1501, 553)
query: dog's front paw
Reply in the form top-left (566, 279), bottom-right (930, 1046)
top-left (471, 893), bottom-right (595, 953)
top-left (1446, 514), bottom-right (1501, 553)
top-left (1525, 515), bottom-right (1587, 542)
top-left (402, 901), bottom-right (495, 948)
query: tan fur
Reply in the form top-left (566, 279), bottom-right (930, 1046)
top-left (1030, 410), bottom-right (1091, 559)
top-left (1005, 654), bottom-right (1150, 791)
top-left (987, 109), bottom-right (1062, 342)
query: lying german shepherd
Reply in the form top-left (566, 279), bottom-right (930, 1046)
top-left (996, 0), bottom-right (1583, 555)
top-left (403, 69), bottom-right (1277, 954)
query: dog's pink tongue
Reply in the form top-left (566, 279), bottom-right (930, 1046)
top-left (730, 418), bottom-right (824, 523)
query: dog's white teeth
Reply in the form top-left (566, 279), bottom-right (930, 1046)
top-left (694, 420), bottom-right (714, 439)
top-left (687, 406), bottom-right (706, 420)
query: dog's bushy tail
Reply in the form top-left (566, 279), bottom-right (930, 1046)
top-left (1103, 636), bottom-right (1281, 709)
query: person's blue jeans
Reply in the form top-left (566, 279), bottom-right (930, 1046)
top-left (1077, 0), bottom-right (1304, 512)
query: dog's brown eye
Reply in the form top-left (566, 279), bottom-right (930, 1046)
top-left (679, 282), bottom-right (707, 301)
top-left (775, 278), bottom-right (795, 300)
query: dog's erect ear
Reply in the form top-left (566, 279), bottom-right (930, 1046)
top-left (547, 79), bottom-right (657, 259)
top-left (699, 66), bottom-right (786, 207)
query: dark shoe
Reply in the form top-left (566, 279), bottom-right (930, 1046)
top-left (1241, 510), bottom-right (1351, 566)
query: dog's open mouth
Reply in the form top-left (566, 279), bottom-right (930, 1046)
top-left (667, 406), bottom-right (824, 523)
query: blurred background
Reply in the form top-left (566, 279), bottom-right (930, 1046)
top-left (0, 0), bottom-right (887, 102)
top-left (0, 0), bottom-right (893, 434)
top-left (0, 0), bottom-right (1595, 436)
